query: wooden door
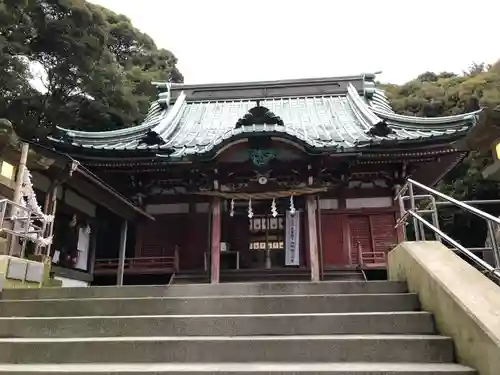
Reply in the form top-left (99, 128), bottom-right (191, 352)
top-left (136, 215), bottom-right (182, 258)
top-left (348, 213), bottom-right (397, 266)
top-left (369, 213), bottom-right (397, 265)
top-left (135, 214), bottom-right (209, 270)
top-left (183, 213), bottom-right (209, 270)
top-left (348, 216), bottom-right (372, 265)
top-left (320, 214), bottom-right (345, 266)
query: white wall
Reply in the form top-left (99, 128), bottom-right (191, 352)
top-left (31, 171), bottom-right (96, 217)
top-left (345, 197), bottom-right (393, 209)
top-left (65, 189), bottom-right (96, 217)
top-left (319, 197), bottom-right (393, 210)
top-left (145, 203), bottom-right (189, 215)
top-left (319, 199), bottom-right (339, 210)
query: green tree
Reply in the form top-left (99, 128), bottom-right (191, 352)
top-left (382, 60), bottom-right (500, 247)
top-left (0, 0), bottom-right (34, 126)
top-left (0, 0), bottom-right (183, 137)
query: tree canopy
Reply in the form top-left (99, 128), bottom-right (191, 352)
top-left (382, 62), bottom-right (500, 200)
top-left (0, 0), bottom-right (182, 139)
top-left (382, 61), bottom-right (500, 247)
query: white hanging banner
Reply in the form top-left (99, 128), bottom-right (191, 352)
top-left (285, 210), bottom-right (301, 266)
top-left (76, 226), bottom-right (91, 271)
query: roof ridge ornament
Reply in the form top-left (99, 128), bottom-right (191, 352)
top-left (139, 131), bottom-right (167, 146)
top-left (362, 71), bottom-right (382, 98)
top-left (154, 81), bottom-right (172, 110)
top-left (367, 121), bottom-right (395, 137)
top-left (152, 81), bottom-right (171, 90)
top-left (235, 104), bottom-right (284, 128)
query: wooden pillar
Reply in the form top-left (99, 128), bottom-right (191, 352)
top-left (117, 220), bottom-right (128, 286)
top-left (8, 142), bottom-right (29, 256)
top-left (393, 184), bottom-right (405, 243)
top-left (306, 195), bottom-right (320, 282)
top-left (315, 195), bottom-right (324, 281)
top-left (88, 223), bottom-right (98, 276)
top-left (210, 197), bottom-right (221, 284)
top-left (43, 185), bottom-right (59, 257)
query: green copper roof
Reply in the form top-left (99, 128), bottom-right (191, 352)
top-left (50, 74), bottom-right (479, 158)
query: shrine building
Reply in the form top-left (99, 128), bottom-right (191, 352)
top-left (47, 73), bottom-right (480, 284)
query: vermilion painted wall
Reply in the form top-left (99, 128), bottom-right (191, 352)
top-left (135, 207), bottom-right (398, 270)
top-left (320, 211), bottom-right (397, 267)
top-left (320, 214), bottom-right (345, 265)
top-left (135, 212), bottom-right (209, 270)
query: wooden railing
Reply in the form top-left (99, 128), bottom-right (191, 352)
top-left (94, 254), bottom-right (179, 273)
top-left (354, 241), bottom-right (387, 267)
top-left (360, 251), bottom-right (386, 265)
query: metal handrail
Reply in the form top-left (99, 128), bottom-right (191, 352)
top-left (396, 179), bottom-right (500, 283)
top-left (408, 211), bottom-right (500, 280)
top-left (436, 200), bottom-right (500, 206)
top-left (0, 198), bottom-right (49, 257)
top-left (401, 179), bottom-right (500, 226)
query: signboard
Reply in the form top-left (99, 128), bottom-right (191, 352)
top-left (285, 210), bottom-right (301, 266)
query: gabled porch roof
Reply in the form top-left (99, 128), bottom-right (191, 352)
top-left (26, 142), bottom-right (154, 221)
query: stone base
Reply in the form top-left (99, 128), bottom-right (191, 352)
top-left (388, 241), bottom-right (500, 375)
top-left (0, 255), bottom-right (61, 290)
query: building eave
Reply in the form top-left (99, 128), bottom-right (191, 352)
top-left (372, 107), bottom-right (481, 126)
top-left (73, 166), bottom-right (155, 221)
top-left (23, 141), bottom-right (154, 221)
top-left (47, 73), bottom-right (480, 158)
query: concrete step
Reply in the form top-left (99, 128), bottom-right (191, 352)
top-left (323, 272), bottom-right (366, 281)
top-left (0, 281), bottom-right (407, 300)
top-left (0, 311), bottom-right (435, 338)
top-left (171, 273), bottom-right (209, 285)
top-left (217, 270), bottom-right (365, 282)
top-left (0, 362), bottom-right (477, 374)
top-left (0, 293), bottom-right (419, 317)
top-left (219, 271), bottom-right (312, 283)
top-left (0, 335), bottom-right (455, 363)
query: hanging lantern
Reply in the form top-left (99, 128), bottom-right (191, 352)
top-left (230, 199), bottom-right (235, 217)
top-left (289, 195), bottom-right (296, 216)
top-left (271, 198), bottom-right (278, 217)
top-left (248, 198), bottom-right (254, 219)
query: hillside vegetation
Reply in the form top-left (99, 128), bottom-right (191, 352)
top-left (382, 62), bottom-right (500, 199)
top-left (382, 61), bottom-right (500, 246)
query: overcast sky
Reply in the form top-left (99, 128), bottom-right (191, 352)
top-left (89, 0), bottom-right (499, 85)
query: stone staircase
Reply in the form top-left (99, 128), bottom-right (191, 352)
top-left (0, 281), bottom-right (476, 374)
top-left (172, 268), bottom-right (365, 284)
